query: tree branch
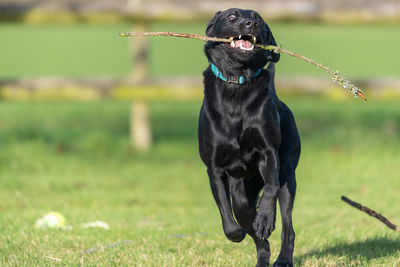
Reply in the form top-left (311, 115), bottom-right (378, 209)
top-left (341, 196), bottom-right (399, 233)
top-left (120, 31), bottom-right (367, 101)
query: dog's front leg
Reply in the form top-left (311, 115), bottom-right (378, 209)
top-left (207, 168), bottom-right (246, 242)
top-left (253, 149), bottom-right (280, 240)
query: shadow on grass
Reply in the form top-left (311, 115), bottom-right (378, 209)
top-left (295, 237), bottom-right (400, 264)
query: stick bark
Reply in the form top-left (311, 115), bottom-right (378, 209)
top-left (120, 31), bottom-right (367, 101)
top-left (341, 196), bottom-right (399, 233)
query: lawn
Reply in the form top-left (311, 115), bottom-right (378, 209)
top-left (0, 22), bottom-right (399, 78)
top-left (0, 99), bottom-right (400, 266)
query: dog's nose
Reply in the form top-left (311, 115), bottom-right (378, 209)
top-left (245, 20), bottom-right (253, 28)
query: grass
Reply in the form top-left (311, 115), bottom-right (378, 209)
top-left (0, 22), bottom-right (399, 78)
top-left (1, 99), bottom-right (400, 266)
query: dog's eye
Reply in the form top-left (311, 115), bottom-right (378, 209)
top-left (228, 14), bottom-right (237, 21)
top-left (255, 16), bottom-right (263, 25)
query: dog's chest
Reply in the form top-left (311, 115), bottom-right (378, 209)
top-left (210, 98), bottom-right (280, 179)
top-left (214, 119), bottom-right (270, 179)
top-left (199, 78), bottom-right (281, 178)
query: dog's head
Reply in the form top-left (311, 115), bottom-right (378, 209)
top-left (204, 8), bottom-right (279, 72)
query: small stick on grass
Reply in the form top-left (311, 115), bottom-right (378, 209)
top-left (120, 31), bottom-right (367, 101)
top-left (80, 240), bottom-right (132, 254)
top-left (341, 196), bottom-right (400, 233)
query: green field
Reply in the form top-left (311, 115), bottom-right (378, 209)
top-left (0, 22), bottom-right (399, 78)
top-left (1, 99), bottom-right (400, 266)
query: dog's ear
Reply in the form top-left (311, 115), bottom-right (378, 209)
top-left (264, 24), bottom-right (280, 63)
top-left (206, 11), bottom-right (221, 36)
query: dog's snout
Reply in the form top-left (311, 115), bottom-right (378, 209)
top-left (245, 20), bottom-right (253, 28)
top-left (243, 18), bottom-right (260, 32)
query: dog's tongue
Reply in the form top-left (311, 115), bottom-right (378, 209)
top-left (235, 39), bottom-right (253, 49)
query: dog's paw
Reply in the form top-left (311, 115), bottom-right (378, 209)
top-left (255, 251), bottom-right (270, 267)
top-left (224, 226), bottom-right (246, 243)
top-left (256, 258), bottom-right (269, 267)
top-left (272, 258), bottom-right (293, 267)
top-left (252, 212), bottom-right (275, 240)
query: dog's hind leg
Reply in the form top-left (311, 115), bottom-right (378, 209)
top-left (208, 168), bottom-right (246, 243)
top-left (273, 173), bottom-right (296, 267)
top-left (229, 176), bottom-right (271, 267)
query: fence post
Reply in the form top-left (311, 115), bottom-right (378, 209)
top-left (130, 100), bottom-right (152, 151)
top-left (131, 22), bottom-right (149, 84)
top-left (128, 0), bottom-right (152, 151)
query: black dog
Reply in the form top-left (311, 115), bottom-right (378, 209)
top-left (198, 8), bottom-right (300, 267)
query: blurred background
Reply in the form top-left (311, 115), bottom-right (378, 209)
top-left (1, 0), bottom-right (400, 265)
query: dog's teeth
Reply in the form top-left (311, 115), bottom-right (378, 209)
top-left (230, 41), bottom-right (235, 47)
top-left (238, 42), bottom-right (255, 51)
top-left (239, 35), bottom-right (242, 39)
top-left (252, 36), bottom-right (257, 43)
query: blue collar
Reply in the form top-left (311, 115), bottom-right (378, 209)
top-left (210, 63), bottom-right (262, 85)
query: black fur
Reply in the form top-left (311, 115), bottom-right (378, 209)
top-left (198, 8), bottom-right (301, 267)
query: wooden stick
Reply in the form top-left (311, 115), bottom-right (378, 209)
top-left (341, 196), bottom-right (399, 233)
top-left (120, 31), bottom-right (231, 43)
top-left (120, 31), bottom-right (367, 101)
top-left (80, 240), bottom-right (132, 254)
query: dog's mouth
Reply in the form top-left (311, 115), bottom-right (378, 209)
top-left (226, 34), bottom-right (257, 52)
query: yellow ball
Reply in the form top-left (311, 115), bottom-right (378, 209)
top-left (35, 212), bottom-right (66, 229)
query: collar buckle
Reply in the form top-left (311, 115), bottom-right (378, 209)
top-left (227, 76), bottom-right (243, 84)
